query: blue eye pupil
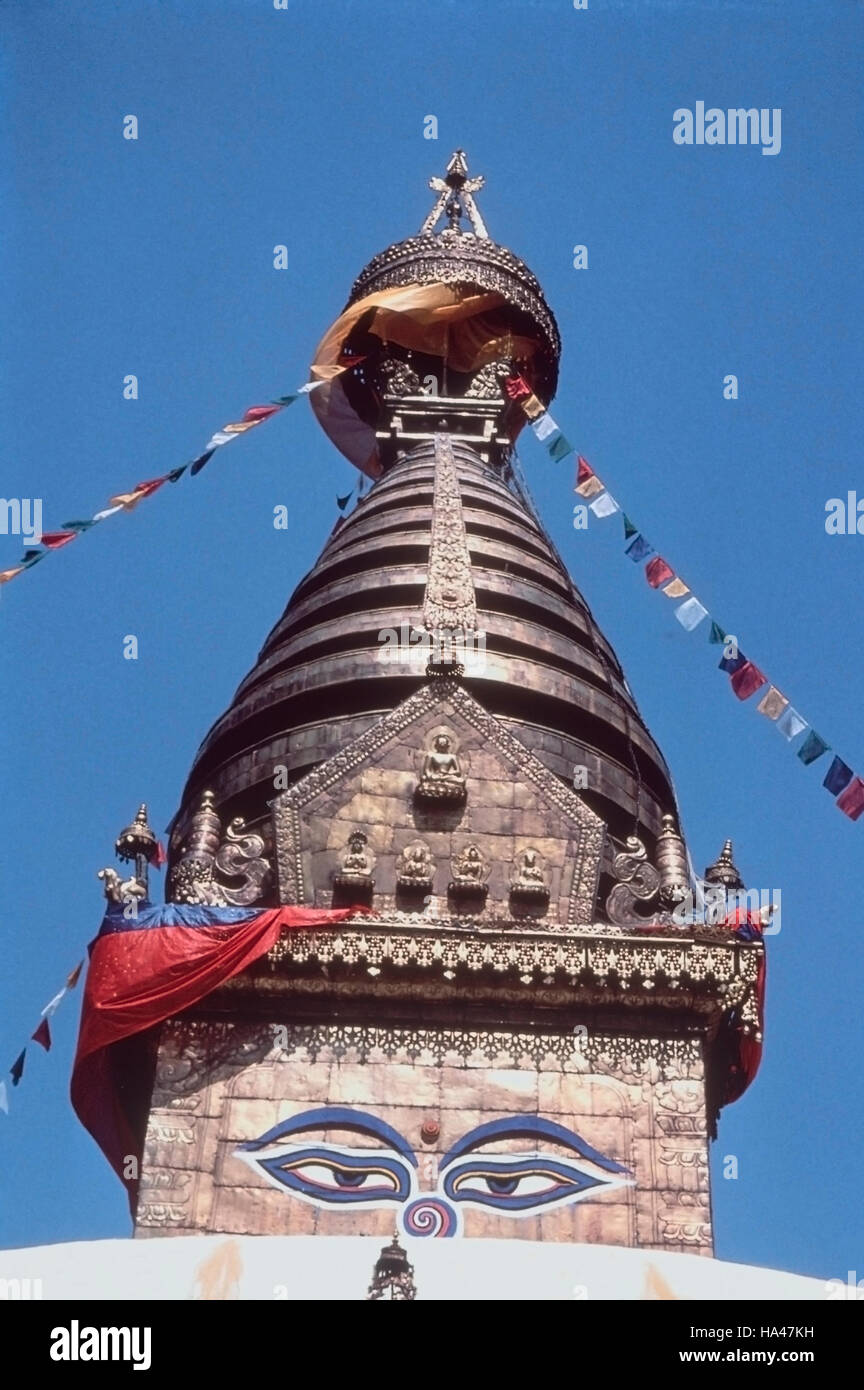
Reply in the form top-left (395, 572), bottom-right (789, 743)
top-left (487, 1175), bottom-right (519, 1195)
top-left (333, 1168), bottom-right (367, 1188)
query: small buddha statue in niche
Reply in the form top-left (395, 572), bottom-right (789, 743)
top-left (417, 732), bottom-right (466, 802)
top-left (510, 846), bottom-right (550, 904)
top-left (334, 830), bottom-right (374, 886)
top-left (449, 844), bottom-right (489, 900)
top-left (396, 840), bottom-right (434, 890)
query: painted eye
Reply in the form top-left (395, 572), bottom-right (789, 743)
top-left (442, 1157), bottom-right (618, 1213)
top-left (236, 1143), bottom-right (414, 1206)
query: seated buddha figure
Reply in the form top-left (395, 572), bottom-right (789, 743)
top-left (417, 733), bottom-right (466, 802)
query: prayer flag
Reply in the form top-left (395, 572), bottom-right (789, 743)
top-left (662, 577), bottom-right (689, 598)
top-left (798, 730), bottom-right (829, 765)
top-left (625, 535), bottom-right (654, 562)
top-left (66, 961), bottom-right (84, 989)
top-left (756, 686), bottom-right (789, 721)
top-left (823, 755), bottom-right (853, 796)
top-left (576, 456), bottom-right (595, 485)
top-left (719, 650), bottom-right (747, 675)
top-left (242, 405), bottom-right (281, 422)
top-left (730, 661), bottom-right (766, 700)
top-left (836, 776), bottom-right (864, 821)
top-left (674, 596), bottom-right (709, 631)
top-left (623, 514), bottom-right (638, 541)
top-left (575, 475), bottom-right (605, 499)
top-left (532, 414), bottom-right (558, 441)
top-left (19, 549), bottom-right (48, 568)
top-left (39, 531), bottom-right (77, 550)
top-left (589, 491), bottom-right (620, 519)
top-left (132, 477), bottom-right (169, 498)
top-left (271, 395), bottom-right (297, 407)
top-left (10, 1050), bottom-right (25, 1087)
top-left (522, 394), bottom-right (545, 420)
top-left (31, 1018), bottom-right (51, 1052)
top-left (504, 375), bottom-right (532, 401)
top-left (152, 840), bottom-right (167, 870)
top-left (548, 434), bottom-right (573, 462)
top-left (776, 707), bottom-right (807, 742)
top-left (222, 421), bottom-right (257, 435)
top-left (189, 449), bottom-right (217, 478)
top-left (0, 567), bottom-right (23, 584)
top-left (41, 988), bottom-right (66, 1018)
top-left (709, 621), bottom-right (727, 645)
top-left (91, 505), bottom-right (124, 522)
top-left (167, 466), bottom-right (188, 483)
top-left (205, 431), bottom-right (240, 449)
top-left (645, 557), bottom-right (674, 589)
top-left (60, 520), bottom-right (98, 532)
top-left (108, 488), bottom-right (150, 511)
top-left (297, 380), bottom-right (326, 394)
top-left (0, 1081), bottom-right (7, 1115)
top-left (336, 493), bottom-right (352, 511)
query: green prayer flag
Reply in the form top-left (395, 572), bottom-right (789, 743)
top-left (623, 514), bottom-right (638, 541)
top-left (797, 730), bottom-right (829, 766)
top-left (60, 520), bottom-right (97, 532)
top-left (167, 466), bottom-right (188, 483)
top-left (270, 395), bottom-right (297, 407)
top-left (548, 434), bottom-right (572, 462)
top-left (708, 621), bottom-right (727, 645)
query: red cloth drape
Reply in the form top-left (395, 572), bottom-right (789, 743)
top-left (71, 906), bottom-right (369, 1208)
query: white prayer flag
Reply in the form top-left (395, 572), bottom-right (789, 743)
top-left (776, 706), bottom-right (807, 742)
top-left (297, 380), bottom-right (326, 394)
top-left (41, 988), bottom-right (66, 1019)
top-left (205, 431), bottom-right (239, 449)
top-left (589, 491), bottom-right (620, 519)
top-left (92, 505), bottom-right (124, 522)
top-left (674, 596), bottom-right (708, 632)
top-left (531, 413), bottom-right (558, 442)
top-left (0, 1081), bottom-right (8, 1115)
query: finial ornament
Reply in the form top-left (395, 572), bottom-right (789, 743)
top-left (420, 150), bottom-right (489, 239)
top-left (704, 839), bottom-right (744, 891)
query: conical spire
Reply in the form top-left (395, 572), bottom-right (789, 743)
top-left (704, 839), bottom-right (744, 890)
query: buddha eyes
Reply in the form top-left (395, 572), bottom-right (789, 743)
top-left (239, 1144), bottom-right (414, 1206)
top-left (442, 1157), bottom-right (607, 1212)
top-left (234, 1109), bottom-right (631, 1221)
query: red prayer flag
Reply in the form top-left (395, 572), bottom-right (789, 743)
top-left (645, 557), bottom-right (675, 589)
top-left (836, 776), bottom-right (864, 821)
top-left (39, 531), bottom-right (78, 550)
top-left (151, 840), bottom-right (167, 869)
top-left (132, 476), bottom-right (168, 498)
top-left (576, 455), bottom-right (594, 485)
top-left (31, 1017), bottom-right (51, 1052)
top-left (242, 405), bottom-right (281, 422)
top-left (504, 375), bottom-right (531, 401)
top-left (730, 661), bottom-right (767, 701)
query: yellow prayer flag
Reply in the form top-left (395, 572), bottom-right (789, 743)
top-left (756, 686), bottom-right (789, 720)
top-left (575, 475), bottom-right (605, 499)
top-left (522, 394), bottom-right (546, 420)
top-left (662, 577), bottom-right (690, 598)
top-left (0, 566), bottom-right (24, 584)
top-left (222, 421), bottom-right (258, 435)
top-left (108, 489), bottom-right (148, 511)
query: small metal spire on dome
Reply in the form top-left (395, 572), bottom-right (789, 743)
top-left (704, 839), bottom-right (744, 890)
top-left (420, 149), bottom-right (489, 239)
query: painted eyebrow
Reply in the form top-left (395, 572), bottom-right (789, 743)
top-left (441, 1116), bottom-right (629, 1174)
top-left (237, 1106), bottom-right (418, 1166)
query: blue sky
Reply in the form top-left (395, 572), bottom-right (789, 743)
top-left (2, 0), bottom-right (862, 1281)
